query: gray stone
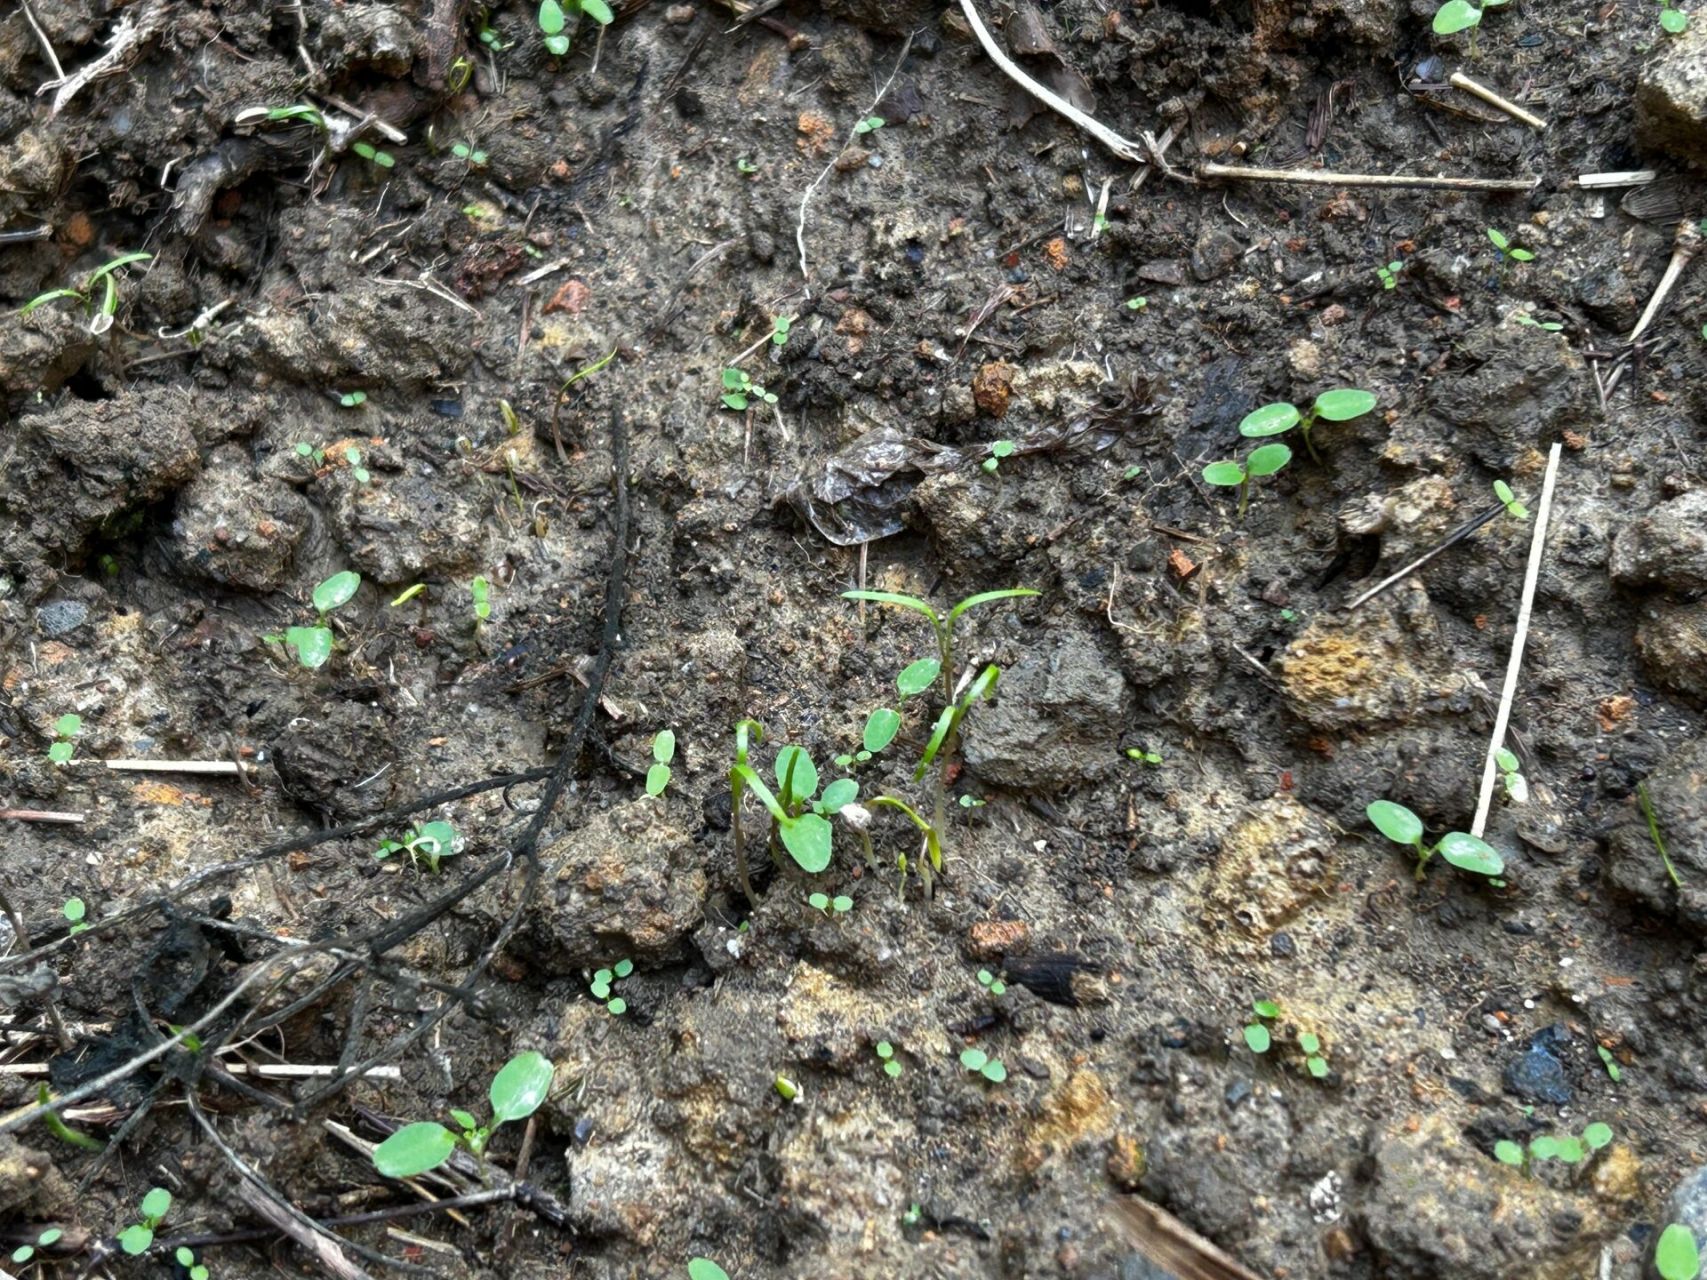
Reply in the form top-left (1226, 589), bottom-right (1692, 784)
top-left (1635, 598), bottom-right (1707, 699)
top-left (1637, 20), bottom-right (1707, 164)
top-left (35, 599), bottom-right (89, 638)
top-left (1191, 228), bottom-right (1242, 281)
top-left (1611, 490), bottom-right (1707, 593)
top-left (1606, 738), bottom-right (1707, 937)
top-left (962, 631), bottom-right (1127, 791)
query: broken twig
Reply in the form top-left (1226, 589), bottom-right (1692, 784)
top-left (0, 808), bottom-right (85, 824)
top-left (1346, 506), bottom-right (1504, 611)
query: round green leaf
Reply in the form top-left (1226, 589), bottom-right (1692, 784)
top-left (1239, 402), bottom-right (1301, 438)
top-left (1306, 1056), bottom-right (1329, 1078)
top-left (1252, 999), bottom-right (1281, 1019)
top-left (1433, 0), bottom-right (1481, 33)
top-left (1298, 1032), bottom-right (1320, 1054)
top-left (1582, 1122), bottom-right (1612, 1150)
top-left (774, 745), bottom-right (819, 801)
top-left (1366, 800), bottom-right (1424, 846)
top-left (544, 33), bottom-right (569, 54)
top-left (192, 1267), bottom-right (210, 1280)
top-left (780, 812), bottom-right (833, 873)
top-left (981, 1059), bottom-right (1007, 1083)
top-left (1243, 1024), bottom-right (1271, 1053)
top-left (1202, 461), bottom-right (1244, 487)
top-left (63, 897), bottom-right (86, 922)
top-left (140, 1188), bottom-right (172, 1221)
top-left (312, 570), bottom-right (361, 613)
top-left (687, 1261), bottom-right (731, 1280)
top-left (820, 778), bottom-right (859, 814)
top-left (415, 821), bottom-right (456, 856)
top-left (959, 1047), bottom-right (987, 1072)
top-left (538, 0), bottom-right (566, 34)
top-left (1554, 1136), bottom-right (1586, 1164)
top-left (590, 979), bottom-right (611, 999)
top-left (285, 625), bottom-right (334, 669)
top-left (48, 741), bottom-right (74, 764)
top-left (884, 1059), bottom-right (902, 1077)
top-left (1661, 6), bottom-right (1688, 32)
top-left (490, 1050), bottom-right (555, 1123)
top-left (808, 892), bottom-right (829, 910)
top-left (53, 713), bottom-right (82, 737)
top-left (374, 1122), bottom-right (456, 1178)
top-left (1437, 831), bottom-right (1505, 876)
top-left (1313, 388), bottom-right (1377, 421)
top-left (646, 763), bottom-right (672, 796)
top-left (1656, 1223), bottom-right (1702, 1280)
top-left (582, 0), bottom-right (614, 20)
top-left (897, 658), bottom-right (941, 697)
top-left (1494, 1139), bottom-right (1524, 1166)
top-left (118, 1225), bottom-right (153, 1255)
top-left (606, 997), bottom-right (627, 1015)
top-left (13, 1246), bottom-right (35, 1264)
top-left (1245, 443), bottom-right (1293, 477)
top-left (653, 730), bottom-right (676, 765)
top-left (863, 707), bottom-right (902, 753)
top-left (876, 1041), bottom-right (893, 1058)
top-left (614, 959), bottom-right (633, 978)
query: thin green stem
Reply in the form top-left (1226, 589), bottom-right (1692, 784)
top-left (1638, 782), bottom-right (1683, 888)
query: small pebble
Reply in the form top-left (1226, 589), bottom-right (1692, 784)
top-left (37, 599), bottom-right (90, 637)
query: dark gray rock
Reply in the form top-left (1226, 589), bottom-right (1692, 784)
top-left (1611, 491), bottom-right (1707, 594)
top-left (1605, 737), bottom-right (1707, 937)
top-left (1635, 599), bottom-right (1707, 699)
top-left (1502, 1025), bottom-right (1573, 1106)
top-left (35, 599), bottom-right (89, 638)
top-left (1637, 20), bottom-right (1707, 164)
top-left (962, 631), bottom-right (1127, 791)
top-left (1191, 228), bottom-right (1242, 282)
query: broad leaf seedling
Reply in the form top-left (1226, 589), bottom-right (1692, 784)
top-left (720, 366), bottom-right (778, 410)
top-left (537, 0), bottom-right (611, 54)
top-left (118, 1187), bottom-right (173, 1255)
top-left (63, 898), bottom-right (89, 935)
top-left (853, 115), bottom-right (885, 134)
top-left (1494, 1121), bottom-right (1613, 1173)
top-left (351, 141), bottom-right (394, 170)
top-left (808, 892), bottom-right (852, 914)
top-left (982, 439), bottom-right (1015, 474)
top-left (47, 713), bottom-right (81, 765)
top-left (1203, 443), bottom-right (1292, 522)
top-left (1367, 800), bottom-right (1505, 880)
top-left (875, 1040), bottom-right (902, 1077)
top-left (977, 968), bottom-right (1006, 996)
top-left (688, 1261), bottom-right (732, 1280)
top-left (375, 820), bottom-right (459, 873)
top-left (1433, 0), bottom-right (1508, 52)
top-left (589, 958), bottom-right (634, 1014)
top-left (11, 1227), bottom-right (63, 1267)
top-left (1376, 259), bottom-right (1404, 290)
top-left (1494, 479), bottom-right (1528, 520)
top-left (1659, 0), bottom-right (1689, 32)
top-left (959, 1046), bottom-right (1007, 1083)
top-left (1244, 999), bottom-right (1279, 1053)
top-left (373, 1051), bottom-right (555, 1178)
top-left (648, 730), bottom-right (676, 796)
top-left (1238, 388), bottom-right (1377, 463)
top-left (265, 570), bottom-right (361, 670)
top-left (1487, 227), bottom-right (1534, 266)
top-left (1495, 747), bottom-right (1528, 803)
top-left (1656, 1223), bottom-right (1702, 1280)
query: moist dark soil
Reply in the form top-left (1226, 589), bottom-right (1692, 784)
top-left (3, 0), bottom-right (1707, 1277)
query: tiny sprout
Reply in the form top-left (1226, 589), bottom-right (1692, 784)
top-left (958, 794), bottom-right (985, 808)
top-left (1299, 1031), bottom-right (1328, 1079)
top-left (1597, 1044), bottom-right (1622, 1082)
top-left (1656, 1223), bottom-right (1701, 1280)
top-left (471, 575), bottom-right (492, 623)
top-left (1494, 479), bottom-right (1528, 520)
top-left (958, 1046), bottom-right (1007, 1083)
top-left (1125, 296), bottom-right (1148, 310)
top-left (450, 141), bottom-right (490, 166)
top-left (1367, 799), bottom-right (1504, 880)
top-left (11, 1227), bottom-right (63, 1266)
top-left (977, 968), bottom-right (1006, 996)
top-left (688, 1260), bottom-right (732, 1280)
top-left (351, 141), bottom-right (395, 169)
top-left (118, 1186), bottom-right (173, 1255)
top-left (339, 390), bottom-right (367, 408)
top-left (63, 898), bottom-right (89, 935)
top-left (903, 1203), bottom-right (924, 1227)
top-left (853, 115), bottom-right (885, 134)
top-left (589, 958), bottom-right (634, 1013)
top-left (720, 366), bottom-right (777, 410)
top-left (1239, 388), bottom-right (1376, 463)
top-left (807, 892), bottom-right (852, 914)
top-left (736, 157), bottom-right (759, 174)
top-left (771, 314), bottom-right (792, 346)
top-left (982, 439), bottom-right (1015, 474)
top-left (647, 729), bottom-right (676, 796)
top-left (344, 446), bottom-right (371, 484)
top-left (774, 1074), bottom-right (800, 1101)
top-left (47, 712), bottom-right (82, 765)
top-left (1125, 746), bottom-right (1162, 765)
top-left (1203, 443), bottom-right (1292, 522)
top-left (1244, 999), bottom-right (1278, 1053)
top-left (375, 820), bottom-right (458, 873)
top-left (875, 1040), bottom-right (902, 1077)
top-left (1487, 227), bottom-right (1534, 264)
top-left (1659, 0), bottom-right (1689, 32)
top-left (1376, 259), bottom-right (1404, 290)
top-left (1514, 312), bottom-right (1564, 332)
top-left (374, 1051), bottom-right (555, 1179)
top-left (1494, 746), bottom-right (1529, 804)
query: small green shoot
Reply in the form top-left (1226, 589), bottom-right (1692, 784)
top-left (1238, 388), bottom-right (1376, 463)
top-left (37, 1085), bottom-right (103, 1152)
top-left (375, 820), bottom-right (459, 873)
top-left (977, 968), bottom-right (1006, 996)
top-left (350, 141), bottom-right (395, 170)
top-left (11, 1227), bottom-right (64, 1266)
top-left (1494, 746), bottom-right (1528, 804)
top-left (1244, 999), bottom-right (1278, 1053)
top-left (20, 251), bottom-right (152, 335)
top-left (538, 0), bottom-right (612, 55)
top-left (737, 157), bottom-right (759, 175)
top-left (373, 1051), bottom-right (555, 1178)
top-left (807, 892), bottom-right (852, 914)
top-left (234, 104), bottom-right (327, 130)
top-left (1367, 799), bottom-right (1505, 880)
top-left (1494, 479), bottom-right (1528, 520)
top-left (63, 898), bottom-right (89, 935)
top-left (471, 576), bottom-right (492, 624)
top-left (1124, 296), bottom-right (1148, 311)
top-left (647, 729), bottom-right (676, 797)
top-left (1659, 0), bottom-right (1689, 33)
top-left (118, 1186), bottom-right (173, 1255)
top-left (450, 141), bottom-right (489, 166)
top-left (265, 570), bottom-right (361, 669)
top-left (1433, 0), bottom-right (1505, 51)
top-left (1494, 1122), bottom-right (1614, 1174)
top-left (1376, 259), bottom-right (1404, 290)
top-left (982, 439), bottom-right (1016, 474)
top-left (853, 116), bottom-right (885, 134)
top-left (837, 706), bottom-right (900, 768)
top-left (1637, 782), bottom-right (1684, 888)
top-left (774, 1074), bottom-right (800, 1101)
top-left (344, 446), bottom-right (371, 484)
top-left (589, 958), bottom-right (634, 1014)
top-left (1597, 1045), bottom-right (1622, 1082)
top-left (1299, 1031), bottom-right (1329, 1079)
top-left (1487, 227), bottom-right (1534, 265)
top-left (771, 314), bottom-right (792, 346)
top-left (1657, 1223), bottom-right (1702, 1280)
top-left (688, 1262), bottom-right (732, 1280)
top-left (47, 713), bottom-right (81, 765)
top-left (339, 390), bottom-right (368, 408)
top-left (875, 1040), bottom-right (902, 1077)
top-left (720, 367), bottom-right (777, 410)
top-left (1124, 746), bottom-right (1162, 765)
top-left (1202, 443), bottom-right (1292, 521)
top-left (958, 1046), bottom-right (1007, 1083)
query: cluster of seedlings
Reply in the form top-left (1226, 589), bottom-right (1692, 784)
top-left (1202, 387), bottom-right (1376, 519)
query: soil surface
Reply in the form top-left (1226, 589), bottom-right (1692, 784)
top-left (3, 0), bottom-right (1706, 1278)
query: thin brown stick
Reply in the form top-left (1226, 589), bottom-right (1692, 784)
top-left (1345, 506), bottom-right (1503, 611)
top-left (1197, 161), bottom-right (1538, 191)
top-left (0, 808), bottom-right (85, 824)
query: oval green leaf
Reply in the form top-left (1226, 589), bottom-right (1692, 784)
top-left (48, 741), bottom-right (74, 764)
top-left (1238, 402), bottom-right (1301, 438)
top-left (614, 958), bottom-right (633, 977)
top-left (1655, 1223), bottom-right (1701, 1280)
top-left (1433, 0), bottom-right (1482, 33)
top-left (490, 1050), bottom-right (556, 1123)
top-left (312, 570), bottom-right (361, 613)
top-left (374, 1122), bottom-right (456, 1178)
top-left (582, 0), bottom-right (614, 20)
top-left (1243, 1024), bottom-right (1271, 1053)
top-left (1437, 831), bottom-right (1505, 876)
top-left (1660, 6), bottom-right (1688, 32)
top-left (1245, 443), bottom-right (1293, 477)
top-left (1313, 388), bottom-right (1377, 421)
top-left (820, 777), bottom-right (859, 814)
top-left (780, 812), bottom-right (833, 873)
top-left (54, 713), bottom-right (82, 737)
top-left (774, 745), bottom-right (819, 802)
top-left (897, 658), bottom-right (941, 697)
top-left (284, 625), bottom-right (333, 669)
top-left (863, 707), bottom-right (902, 753)
top-left (63, 897), bottom-right (86, 922)
top-left (653, 730), bottom-right (676, 764)
top-left (1494, 1139), bottom-right (1524, 1166)
top-left (140, 1187), bottom-right (172, 1220)
top-left (1366, 800), bottom-right (1423, 846)
top-left (981, 1059), bottom-right (1008, 1083)
top-left (958, 1047), bottom-right (987, 1072)
top-left (118, 1226), bottom-right (154, 1255)
top-left (1202, 461), bottom-right (1244, 487)
top-left (687, 1261), bottom-right (732, 1280)
top-left (448, 1108), bottom-right (478, 1132)
top-left (646, 763), bottom-right (672, 796)
top-left (415, 821), bottom-right (456, 855)
top-left (1582, 1122), bottom-right (1612, 1150)
top-left (538, 0), bottom-right (566, 34)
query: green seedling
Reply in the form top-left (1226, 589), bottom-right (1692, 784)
top-left (958, 1046), bottom-right (1007, 1083)
top-left (1638, 782), bottom-right (1684, 888)
top-left (63, 898), bottom-right (89, 936)
top-left (344, 446), bottom-right (371, 484)
top-left (875, 1040), bottom-right (902, 1077)
top-left (1432, 0), bottom-right (1507, 52)
top-left (373, 1051), bottom-right (555, 1178)
top-left (1244, 999), bottom-right (1280, 1053)
top-left (471, 576), bottom-right (492, 625)
top-left (1202, 443), bottom-right (1292, 521)
top-left (808, 892), bottom-right (853, 914)
top-left (11, 1227), bottom-right (64, 1267)
top-left (339, 389), bottom-right (368, 408)
top-left (688, 1262), bottom-right (732, 1280)
top-left (837, 706), bottom-right (901, 768)
top-left (118, 1186), bottom-right (173, 1255)
top-left (1299, 1031), bottom-right (1329, 1079)
top-left (1366, 799), bottom-right (1505, 880)
top-left (958, 794), bottom-right (985, 808)
top-left (1376, 259), bottom-right (1404, 290)
top-left (1487, 227), bottom-right (1534, 266)
top-left (1494, 1122), bottom-right (1613, 1173)
top-left (1660, 0), bottom-right (1689, 32)
top-left (478, 19), bottom-right (506, 49)
top-left (1494, 479), bottom-right (1528, 520)
top-left (447, 54), bottom-right (474, 91)
top-left (903, 1203), bottom-right (924, 1227)
top-left (771, 314), bottom-right (792, 346)
top-left (174, 1245), bottom-right (211, 1280)
top-left (977, 968), bottom-right (1006, 997)
top-left (589, 958), bottom-right (633, 1014)
top-left (647, 729), bottom-right (676, 797)
top-left (728, 722), bottom-right (848, 899)
top-left (720, 366), bottom-right (778, 410)
top-left (234, 103), bottom-right (327, 130)
top-left (1238, 388), bottom-right (1377, 463)
top-left (350, 141), bottom-right (395, 169)
top-left (20, 251), bottom-right (152, 336)
top-left (46, 713), bottom-right (81, 765)
top-left (294, 441), bottom-right (327, 467)
top-left (36, 1084), bottom-right (102, 1152)
top-left (737, 157), bottom-right (759, 175)
top-left (1125, 746), bottom-right (1162, 765)
top-left (774, 1074), bottom-right (800, 1101)
top-left (1514, 312), bottom-right (1564, 332)
top-left (538, 0), bottom-right (612, 56)
top-left (853, 115), bottom-right (885, 134)
top-left (1495, 746), bottom-right (1528, 804)
top-left (1597, 1045), bottom-right (1622, 1082)
top-left (450, 141), bottom-right (489, 166)
top-left (1657, 1223), bottom-right (1702, 1280)
top-left (982, 439), bottom-right (1015, 474)
top-left (1124, 296), bottom-right (1148, 310)
top-left (375, 820), bottom-right (459, 873)
top-left (264, 570), bottom-right (361, 670)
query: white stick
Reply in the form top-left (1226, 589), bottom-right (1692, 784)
top-left (0, 1062), bottom-right (400, 1080)
top-left (1574, 170), bottom-right (1656, 189)
top-left (106, 759), bottom-right (246, 775)
top-left (1448, 71), bottom-right (1547, 130)
top-left (1198, 161), bottom-right (1538, 192)
top-left (1470, 443), bottom-right (1563, 839)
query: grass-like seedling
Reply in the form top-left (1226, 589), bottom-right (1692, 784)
top-left (647, 730), bottom-right (676, 796)
top-left (1597, 1045), bottom-right (1622, 1082)
top-left (1494, 1122), bottom-right (1613, 1173)
top-left (63, 898), bottom-right (89, 936)
top-left (118, 1187), bottom-right (173, 1255)
top-left (1238, 388), bottom-right (1377, 463)
top-left (688, 1261), bottom-right (732, 1280)
top-left (351, 141), bottom-right (395, 170)
top-left (375, 820), bottom-right (458, 873)
top-left (875, 1040), bottom-right (902, 1077)
top-left (977, 968), bottom-right (1006, 996)
top-left (720, 367), bottom-right (777, 410)
top-left (1495, 747), bottom-right (1529, 804)
top-left (21, 252), bottom-right (152, 336)
top-left (1366, 800), bottom-right (1505, 880)
top-left (808, 892), bottom-right (852, 914)
top-left (234, 103), bottom-right (327, 130)
top-left (1494, 479), bottom-right (1528, 520)
top-left (589, 958), bottom-right (633, 1014)
top-left (538, 0), bottom-right (611, 55)
top-left (982, 439), bottom-right (1015, 474)
top-left (373, 1051), bottom-right (554, 1178)
top-left (1244, 999), bottom-right (1279, 1052)
top-left (1487, 227), bottom-right (1534, 266)
top-left (11, 1227), bottom-right (63, 1266)
top-left (265, 570), bottom-right (361, 669)
top-left (1657, 1224), bottom-right (1702, 1280)
top-left (1203, 443), bottom-right (1292, 522)
top-left (958, 1046), bottom-right (1007, 1083)
top-left (1376, 259), bottom-right (1405, 290)
top-left (1637, 782), bottom-right (1684, 889)
top-left (46, 713), bottom-right (81, 765)
top-left (1659, 0), bottom-right (1689, 32)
